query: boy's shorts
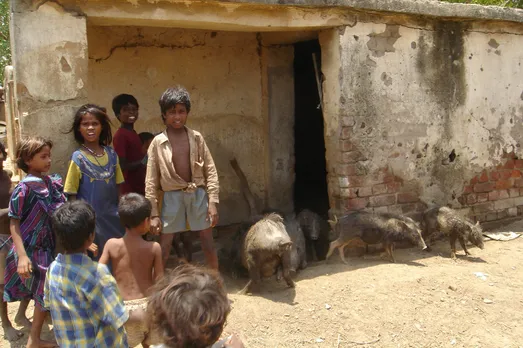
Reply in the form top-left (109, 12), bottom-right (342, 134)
top-left (0, 234), bottom-right (12, 286)
top-left (161, 188), bottom-right (210, 234)
top-left (124, 297), bottom-right (159, 347)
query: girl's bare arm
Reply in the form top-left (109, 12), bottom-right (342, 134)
top-left (10, 219), bottom-right (32, 278)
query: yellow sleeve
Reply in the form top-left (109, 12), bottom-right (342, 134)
top-left (115, 158), bottom-right (125, 185)
top-left (64, 161), bottom-right (81, 194)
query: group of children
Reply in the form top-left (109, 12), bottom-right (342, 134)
top-left (0, 86), bottom-right (243, 347)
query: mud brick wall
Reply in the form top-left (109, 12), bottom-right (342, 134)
top-left (458, 153), bottom-right (523, 222)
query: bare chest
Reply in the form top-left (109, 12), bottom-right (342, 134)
top-left (167, 133), bottom-right (191, 182)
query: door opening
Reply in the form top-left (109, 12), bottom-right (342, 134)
top-left (293, 39), bottom-right (329, 217)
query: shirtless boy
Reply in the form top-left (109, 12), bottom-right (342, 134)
top-left (100, 193), bottom-right (164, 347)
top-left (145, 86), bottom-right (219, 269)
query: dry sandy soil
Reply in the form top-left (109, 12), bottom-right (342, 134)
top-left (2, 220), bottom-right (523, 348)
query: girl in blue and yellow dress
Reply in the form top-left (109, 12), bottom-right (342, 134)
top-left (64, 104), bottom-right (125, 259)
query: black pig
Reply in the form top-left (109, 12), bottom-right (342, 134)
top-left (297, 209), bottom-right (330, 261)
top-left (284, 213), bottom-right (307, 273)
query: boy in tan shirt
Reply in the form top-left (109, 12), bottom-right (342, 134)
top-left (145, 86), bottom-right (219, 270)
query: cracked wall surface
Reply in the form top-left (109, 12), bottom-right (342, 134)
top-left (329, 20), bottom-right (523, 222)
top-left (11, 2), bottom-right (88, 173)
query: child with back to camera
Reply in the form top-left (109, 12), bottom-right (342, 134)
top-left (100, 193), bottom-right (164, 347)
top-left (148, 263), bottom-right (244, 348)
top-left (45, 200), bottom-right (143, 347)
top-left (145, 86), bottom-right (219, 269)
top-left (0, 141), bottom-right (30, 342)
top-left (64, 104), bottom-right (126, 259)
top-left (4, 136), bottom-right (66, 347)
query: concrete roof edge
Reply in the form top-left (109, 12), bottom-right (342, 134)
top-left (218, 0), bottom-right (523, 23)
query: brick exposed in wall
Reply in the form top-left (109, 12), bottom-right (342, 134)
top-left (458, 153), bottom-right (523, 223)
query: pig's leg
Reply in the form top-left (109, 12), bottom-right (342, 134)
top-left (449, 232), bottom-right (458, 259)
top-left (339, 243), bottom-right (349, 265)
top-left (384, 243), bottom-right (395, 263)
top-left (458, 236), bottom-right (471, 256)
top-left (300, 258), bottom-right (307, 270)
top-left (239, 280), bottom-right (253, 295)
top-left (281, 251), bottom-right (296, 288)
top-left (326, 239), bottom-right (341, 261)
top-left (305, 239), bottom-right (314, 261)
top-left (390, 243), bottom-right (396, 263)
top-left (239, 258), bottom-right (261, 294)
top-left (276, 265), bottom-right (283, 282)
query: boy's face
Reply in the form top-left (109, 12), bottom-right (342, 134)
top-left (164, 104), bottom-right (188, 130)
top-left (118, 103), bottom-right (139, 125)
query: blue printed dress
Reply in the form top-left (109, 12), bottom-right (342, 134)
top-left (64, 147), bottom-right (125, 259)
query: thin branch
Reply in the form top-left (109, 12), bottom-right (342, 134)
top-left (346, 334), bottom-right (381, 345)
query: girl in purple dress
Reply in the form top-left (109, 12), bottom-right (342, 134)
top-left (4, 136), bottom-right (66, 348)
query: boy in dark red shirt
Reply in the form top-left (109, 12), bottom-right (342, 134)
top-left (113, 94), bottom-right (147, 195)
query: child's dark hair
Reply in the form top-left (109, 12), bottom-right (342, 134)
top-left (147, 264), bottom-right (231, 348)
top-left (118, 193), bottom-right (152, 228)
top-left (52, 200), bottom-right (95, 252)
top-left (138, 132), bottom-right (154, 144)
top-left (15, 136), bottom-right (53, 173)
top-left (159, 86), bottom-right (191, 118)
top-left (112, 94), bottom-right (139, 118)
top-left (69, 104), bottom-right (113, 146)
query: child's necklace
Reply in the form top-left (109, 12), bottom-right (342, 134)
top-left (81, 144), bottom-right (105, 158)
top-left (81, 145), bottom-right (111, 179)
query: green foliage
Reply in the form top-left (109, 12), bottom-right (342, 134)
top-left (440, 0), bottom-right (523, 8)
top-left (0, 0), bottom-right (10, 85)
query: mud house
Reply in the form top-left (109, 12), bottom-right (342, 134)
top-left (5, 0), bottom-right (523, 225)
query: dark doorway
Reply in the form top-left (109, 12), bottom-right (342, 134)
top-left (293, 39), bottom-right (329, 217)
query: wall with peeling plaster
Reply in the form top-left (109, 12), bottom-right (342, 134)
top-left (10, 2), bottom-right (88, 175)
top-left (10, 0), bottom-right (523, 227)
top-left (327, 21), bottom-right (523, 221)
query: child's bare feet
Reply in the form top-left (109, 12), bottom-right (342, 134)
top-left (26, 336), bottom-right (57, 348)
top-left (3, 325), bottom-right (24, 341)
top-left (14, 314), bottom-right (32, 328)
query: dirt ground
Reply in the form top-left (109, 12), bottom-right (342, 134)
top-left (2, 220), bottom-right (523, 348)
